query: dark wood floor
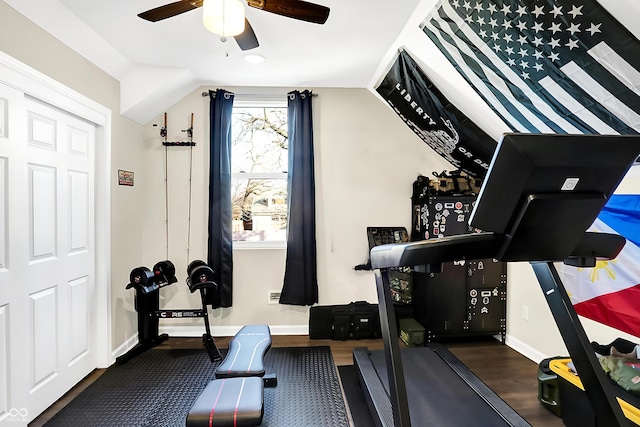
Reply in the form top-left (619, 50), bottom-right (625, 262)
top-left (445, 339), bottom-right (564, 426)
top-left (29, 335), bottom-right (564, 427)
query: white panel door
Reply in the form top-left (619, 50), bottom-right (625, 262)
top-left (0, 84), bottom-right (97, 423)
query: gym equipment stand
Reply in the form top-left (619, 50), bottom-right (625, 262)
top-left (116, 260), bottom-right (222, 364)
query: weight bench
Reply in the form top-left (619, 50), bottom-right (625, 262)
top-left (187, 325), bottom-right (274, 427)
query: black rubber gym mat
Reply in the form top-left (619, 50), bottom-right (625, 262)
top-left (43, 346), bottom-right (349, 427)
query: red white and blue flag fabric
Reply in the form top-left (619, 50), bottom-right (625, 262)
top-left (423, 0), bottom-right (640, 134)
top-left (561, 195), bottom-right (640, 338)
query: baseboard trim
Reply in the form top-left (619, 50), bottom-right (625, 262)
top-left (112, 334), bottom-right (138, 362)
top-left (111, 325), bottom-right (309, 361)
top-left (159, 324), bottom-right (310, 338)
top-left (115, 329), bottom-right (546, 368)
top-left (504, 334), bottom-right (548, 364)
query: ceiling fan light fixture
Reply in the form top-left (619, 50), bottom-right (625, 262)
top-left (203, 0), bottom-right (246, 37)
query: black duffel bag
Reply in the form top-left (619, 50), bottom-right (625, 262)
top-left (309, 301), bottom-right (381, 340)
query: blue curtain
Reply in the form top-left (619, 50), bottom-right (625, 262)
top-left (207, 89), bottom-right (234, 307)
top-left (280, 90), bottom-right (318, 306)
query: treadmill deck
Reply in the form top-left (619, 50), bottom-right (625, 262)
top-left (353, 345), bottom-right (530, 427)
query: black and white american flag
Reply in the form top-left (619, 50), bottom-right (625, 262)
top-left (423, 0), bottom-right (640, 134)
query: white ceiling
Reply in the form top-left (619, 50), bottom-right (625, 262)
top-left (3, 0), bottom-right (430, 123)
top-left (7, 0), bottom-right (640, 127)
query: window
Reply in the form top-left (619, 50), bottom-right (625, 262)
top-left (231, 99), bottom-right (288, 244)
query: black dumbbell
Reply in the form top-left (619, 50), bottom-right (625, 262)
top-left (153, 260), bottom-right (177, 285)
top-left (129, 266), bottom-right (154, 285)
top-left (126, 266), bottom-right (159, 293)
top-left (187, 259), bottom-right (208, 277)
top-left (186, 260), bottom-right (221, 308)
top-left (187, 264), bottom-right (215, 291)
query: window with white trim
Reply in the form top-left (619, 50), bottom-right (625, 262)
top-left (231, 97), bottom-right (288, 244)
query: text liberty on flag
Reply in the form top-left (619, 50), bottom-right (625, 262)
top-left (423, 0), bottom-right (640, 134)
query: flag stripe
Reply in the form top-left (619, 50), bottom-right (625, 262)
top-left (424, 19), bottom-right (536, 132)
top-left (431, 3), bottom-right (572, 131)
top-left (424, 0), bottom-right (640, 135)
top-left (598, 195), bottom-right (640, 248)
top-left (549, 61), bottom-right (639, 134)
top-left (425, 16), bottom-right (553, 132)
top-left (427, 2), bottom-right (589, 134)
top-left (555, 41), bottom-right (640, 126)
top-left (538, 75), bottom-right (617, 134)
top-left (430, 2), bottom-right (571, 131)
top-left (589, 42), bottom-right (640, 97)
top-left (574, 285), bottom-right (640, 338)
top-left (560, 61), bottom-right (640, 132)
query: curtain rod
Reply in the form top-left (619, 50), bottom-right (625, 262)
top-left (201, 91), bottom-right (317, 97)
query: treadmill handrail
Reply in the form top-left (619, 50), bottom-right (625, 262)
top-left (568, 232), bottom-right (625, 261)
top-left (369, 232), bottom-right (502, 270)
top-left (369, 231), bottom-right (625, 270)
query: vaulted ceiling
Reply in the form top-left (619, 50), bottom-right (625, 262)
top-left (3, 0), bottom-right (427, 123)
top-left (4, 0), bottom-right (640, 126)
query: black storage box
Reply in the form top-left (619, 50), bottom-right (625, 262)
top-left (309, 301), bottom-right (381, 340)
top-left (537, 356), bottom-right (563, 418)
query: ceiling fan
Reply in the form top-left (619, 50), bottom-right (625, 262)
top-left (138, 0), bottom-right (330, 51)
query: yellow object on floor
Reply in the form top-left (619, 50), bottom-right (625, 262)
top-left (549, 358), bottom-right (640, 425)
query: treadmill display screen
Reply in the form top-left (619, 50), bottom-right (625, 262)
top-left (469, 133), bottom-right (640, 236)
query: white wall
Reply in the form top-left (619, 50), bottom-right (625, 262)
top-left (0, 1), bottom-right (146, 355)
top-left (138, 86), bottom-right (453, 335)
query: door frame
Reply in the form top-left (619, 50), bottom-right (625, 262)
top-left (0, 50), bottom-right (112, 367)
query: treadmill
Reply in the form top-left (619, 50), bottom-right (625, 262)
top-left (354, 133), bottom-right (640, 427)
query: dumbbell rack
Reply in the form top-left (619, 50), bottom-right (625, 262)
top-left (116, 260), bottom-right (222, 364)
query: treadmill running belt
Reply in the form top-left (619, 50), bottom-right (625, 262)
top-left (355, 345), bottom-right (529, 426)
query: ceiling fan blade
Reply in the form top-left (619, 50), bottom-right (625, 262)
top-left (138, 0), bottom-right (203, 22)
top-left (246, 0), bottom-right (330, 24)
top-left (235, 19), bottom-right (260, 51)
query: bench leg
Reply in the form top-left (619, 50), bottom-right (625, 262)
top-left (200, 289), bottom-right (222, 362)
top-left (203, 333), bottom-right (222, 362)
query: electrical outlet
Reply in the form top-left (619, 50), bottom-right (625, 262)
top-left (522, 304), bottom-right (529, 321)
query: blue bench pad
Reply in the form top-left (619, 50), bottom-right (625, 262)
top-left (215, 325), bottom-right (271, 378)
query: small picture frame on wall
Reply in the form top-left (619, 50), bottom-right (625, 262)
top-left (118, 169), bottom-right (134, 186)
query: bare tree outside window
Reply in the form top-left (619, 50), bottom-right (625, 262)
top-left (231, 106), bottom-right (288, 242)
